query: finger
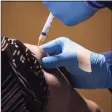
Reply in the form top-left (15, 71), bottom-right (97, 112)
top-left (42, 53), bottom-right (67, 69)
top-left (40, 39), bottom-right (62, 56)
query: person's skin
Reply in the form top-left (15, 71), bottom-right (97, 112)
top-left (24, 43), bottom-right (102, 112)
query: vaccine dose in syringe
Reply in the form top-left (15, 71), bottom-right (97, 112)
top-left (38, 13), bottom-right (54, 45)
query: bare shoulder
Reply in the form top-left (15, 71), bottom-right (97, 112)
top-left (69, 88), bottom-right (102, 112)
top-left (24, 43), bottom-right (102, 112)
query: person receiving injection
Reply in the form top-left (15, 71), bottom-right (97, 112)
top-left (40, 1), bottom-right (112, 89)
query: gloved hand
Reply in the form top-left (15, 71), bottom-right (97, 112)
top-left (41, 37), bottom-right (112, 88)
top-left (43, 1), bottom-right (105, 26)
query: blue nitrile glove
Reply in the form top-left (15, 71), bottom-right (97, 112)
top-left (43, 1), bottom-right (105, 26)
top-left (41, 37), bottom-right (112, 89)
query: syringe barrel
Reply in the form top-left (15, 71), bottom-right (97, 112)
top-left (41, 13), bottom-right (54, 36)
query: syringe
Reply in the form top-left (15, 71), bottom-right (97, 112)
top-left (38, 13), bottom-right (54, 46)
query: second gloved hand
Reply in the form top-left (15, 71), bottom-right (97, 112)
top-left (41, 37), bottom-right (112, 89)
top-left (43, 1), bottom-right (105, 26)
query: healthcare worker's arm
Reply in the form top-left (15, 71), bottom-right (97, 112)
top-left (41, 37), bottom-right (112, 89)
top-left (43, 1), bottom-right (112, 26)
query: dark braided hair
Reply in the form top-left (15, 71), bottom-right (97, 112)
top-left (1, 37), bottom-right (49, 112)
